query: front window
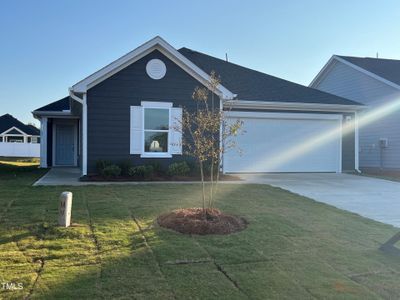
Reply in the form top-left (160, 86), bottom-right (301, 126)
top-left (144, 108), bottom-right (169, 153)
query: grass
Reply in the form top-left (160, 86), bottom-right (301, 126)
top-left (0, 165), bottom-right (400, 299)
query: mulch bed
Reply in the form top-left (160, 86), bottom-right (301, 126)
top-left (157, 208), bottom-right (247, 235)
top-left (81, 174), bottom-right (241, 182)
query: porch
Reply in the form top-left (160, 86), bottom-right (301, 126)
top-left (40, 117), bottom-right (81, 169)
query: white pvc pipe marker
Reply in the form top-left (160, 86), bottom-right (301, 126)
top-left (59, 192), bottom-right (73, 227)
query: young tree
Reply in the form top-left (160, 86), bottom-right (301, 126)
top-left (177, 71), bottom-right (243, 217)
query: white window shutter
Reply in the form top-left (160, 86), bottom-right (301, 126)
top-left (170, 107), bottom-right (182, 154)
top-left (130, 106), bottom-right (143, 154)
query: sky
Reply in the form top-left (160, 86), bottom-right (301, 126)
top-left (1, 0), bottom-right (400, 125)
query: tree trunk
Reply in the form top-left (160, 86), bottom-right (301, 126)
top-left (199, 160), bottom-right (206, 218)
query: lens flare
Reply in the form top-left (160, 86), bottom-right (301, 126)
top-left (225, 97), bottom-right (400, 180)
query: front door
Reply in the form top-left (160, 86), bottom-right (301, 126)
top-left (55, 124), bottom-right (76, 166)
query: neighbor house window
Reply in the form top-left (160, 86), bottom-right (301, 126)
top-left (7, 136), bottom-right (24, 143)
top-left (144, 107), bottom-right (170, 154)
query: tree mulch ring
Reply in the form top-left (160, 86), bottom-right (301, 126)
top-left (157, 208), bottom-right (247, 235)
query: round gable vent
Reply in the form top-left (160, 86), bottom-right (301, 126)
top-left (146, 59), bottom-right (167, 80)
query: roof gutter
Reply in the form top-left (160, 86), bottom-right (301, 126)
top-left (69, 88), bottom-right (84, 104)
top-left (224, 100), bottom-right (366, 112)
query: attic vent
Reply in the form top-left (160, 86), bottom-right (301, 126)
top-left (146, 59), bottom-right (167, 80)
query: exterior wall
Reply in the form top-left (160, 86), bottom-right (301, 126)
top-left (87, 49), bottom-right (216, 174)
top-left (230, 108), bottom-right (355, 171)
top-left (313, 60), bottom-right (400, 169)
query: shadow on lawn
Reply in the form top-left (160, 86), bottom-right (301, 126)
top-left (2, 165), bottom-right (400, 299)
top-left (380, 232), bottom-right (400, 256)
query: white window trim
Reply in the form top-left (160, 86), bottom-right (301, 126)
top-left (140, 101), bottom-right (173, 158)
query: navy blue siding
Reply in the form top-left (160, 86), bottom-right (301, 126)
top-left (87, 50), bottom-right (216, 173)
top-left (86, 49), bottom-right (356, 174)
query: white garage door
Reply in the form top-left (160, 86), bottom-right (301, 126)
top-left (224, 112), bottom-right (342, 173)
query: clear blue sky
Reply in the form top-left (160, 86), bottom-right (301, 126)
top-left (1, 0), bottom-right (400, 125)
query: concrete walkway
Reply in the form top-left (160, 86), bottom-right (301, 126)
top-left (33, 168), bottom-right (82, 186)
top-left (239, 173), bottom-right (400, 228)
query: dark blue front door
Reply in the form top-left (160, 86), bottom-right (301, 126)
top-left (55, 124), bottom-right (75, 166)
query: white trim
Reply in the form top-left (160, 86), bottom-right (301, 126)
top-left (82, 93), bottom-right (88, 175)
top-left (68, 88), bottom-right (84, 104)
top-left (224, 100), bottom-right (365, 112)
top-left (338, 116), bottom-right (343, 173)
top-left (52, 121), bottom-right (78, 167)
top-left (40, 117), bottom-right (47, 168)
top-left (71, 36), bottom-right (235, 99)
top-left (310, 55), bottom-right (400, 91)
top-left (141, 102), bottom-right (172, 158)
top-left (141, 101), bottom-right (173, 108)
top-left (0, 126), bottom-right (28, 136)
top-left (355, 111), bottom-right (360, 171)
top-left (219, 98), bottom-right (223, 172)
top-left (140, 153), bottom-right (172, 158)
top-left (225, 111), bottom-right (344, 121)
top-left (309, 55), bottom-right (337, 87)
top-left (224, 111), bottom-right (343, 173)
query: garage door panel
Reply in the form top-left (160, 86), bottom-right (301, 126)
top-left (224, 113), bottom-right (342, 173)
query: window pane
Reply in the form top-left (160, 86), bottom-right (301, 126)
top-left (144, 108), bottom-right (169, 130)
top-left (144, 132), bottom-right (168, 153)
top-left (8, 136), bottom-right (24, 143)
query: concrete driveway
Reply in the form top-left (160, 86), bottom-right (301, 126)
top-left (239, 173), bottom-right (400, 228)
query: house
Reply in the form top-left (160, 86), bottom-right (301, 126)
top-left (0, 114), bottom-right (40, 157)
top-left (32, 36), bottom-right (363, 175)
top-left (310, 55), bottom-right (400, 170)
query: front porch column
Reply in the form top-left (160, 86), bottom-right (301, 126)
top-left (40, 117), bottom-right (48, 168)
top-left (82, 94), bottom-right (88, 175)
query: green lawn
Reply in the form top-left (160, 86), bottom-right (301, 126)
top-left (1, 164), bottom-right (400, 299)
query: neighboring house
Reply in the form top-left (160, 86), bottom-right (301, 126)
top-left (0, 114), bottom-right (40, 157)
top-left (310, 55), bottom-right (400, 170)
top-left (32, 36), bottom-right (363, 175)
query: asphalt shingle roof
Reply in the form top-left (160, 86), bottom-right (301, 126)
top-left (0, 114), bottom-right (39, 135)
top-left (337, 55), bottom-right (400, 86)
top-left (35, 96), bottom-right (70, 112)
top-left (179, 48), bottom-right (361, 106)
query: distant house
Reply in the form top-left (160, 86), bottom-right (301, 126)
top-left (310, 55), bottom-right (400, 170)
top-left (0, 114), bottom-right (40, 157)
top-left (33, 36), bottom-right (363, 175)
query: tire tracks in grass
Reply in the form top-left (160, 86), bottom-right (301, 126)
top-left (81, 191), bottom-right (103, 293)
top-left (110, 188), bottom-right (177, 299)
top-left (24, 190), bottom-right (53, 300)
top-left (189, 236), bottom-right (250, 299)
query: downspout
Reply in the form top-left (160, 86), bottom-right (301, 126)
top-left (69, 88), bottom-right (83, 104)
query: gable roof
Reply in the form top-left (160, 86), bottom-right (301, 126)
top-left (337, 55), bottom-right (400, 87)
top-left (179, 48), bottom-right (361, 106)
top-left (34, 96), bottom-right (71, 113)
top-left (310, 55), bottom-right (400, 91)
top-left (0, 114), bottom-right (39, 135)
top-left (71, 36), bottom-right (235, 99)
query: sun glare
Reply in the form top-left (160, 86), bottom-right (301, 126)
top-left (228, 97), bottom-right (400, 179)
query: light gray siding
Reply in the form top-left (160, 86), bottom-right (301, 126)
top-left (313, 60), bottom-right (400, 169)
